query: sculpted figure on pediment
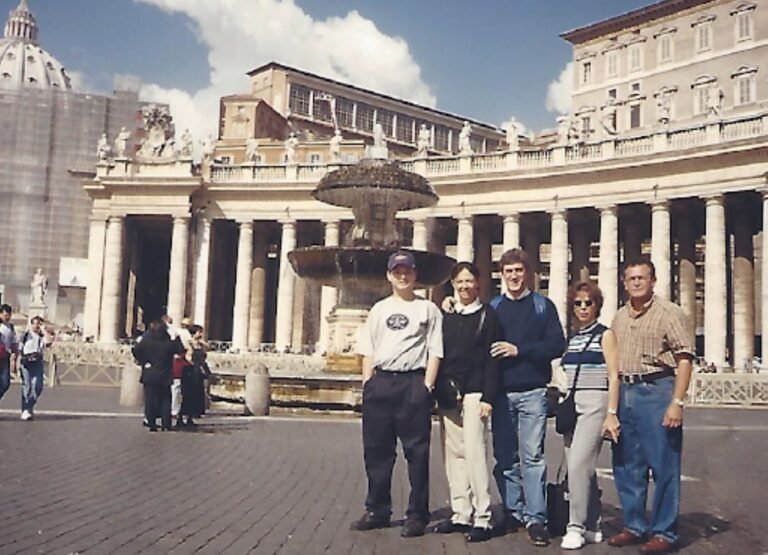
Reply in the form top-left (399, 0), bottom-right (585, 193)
top-left (138, 104), bottom-right (176, 159)
top-left (179, 129), bottom-right (193, 157)
top-left (114, 127), bottom-right (131, 158)
top-left (97, 133), bottom-right (111, 161)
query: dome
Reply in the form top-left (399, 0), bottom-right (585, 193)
top-left (0, 0), bottom-right (72, 90)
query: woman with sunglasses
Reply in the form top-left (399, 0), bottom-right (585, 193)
top-left (559, 281), bottom-right (619, 550)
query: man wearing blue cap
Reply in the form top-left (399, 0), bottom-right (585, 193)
top-left (351, 250), bottom-right (443, 538)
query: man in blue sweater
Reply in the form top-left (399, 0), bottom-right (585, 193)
top-left (490, 248), bottom-right (565, 547)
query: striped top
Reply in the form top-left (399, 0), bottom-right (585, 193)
top-left (561, 321), bottom-right (608, 390)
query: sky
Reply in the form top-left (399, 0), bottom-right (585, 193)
top-left (10, 0), bottom-right (653, 141)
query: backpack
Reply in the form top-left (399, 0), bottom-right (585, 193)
top-left (490, 291), bottom-right (548, 319)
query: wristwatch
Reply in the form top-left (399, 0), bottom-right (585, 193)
top-left (607, 408), bottom-right (618, 416)
top-left (672, 397), bottom-right (685, 408)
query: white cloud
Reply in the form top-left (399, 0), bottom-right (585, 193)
top-left (500, 116), bottom-right (527, 137)
top-left (133, 0), bottom-right (436, 152)
top-left (545, 62), bottom-right (573, 115)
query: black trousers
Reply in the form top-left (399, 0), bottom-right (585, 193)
top-left (144, 384), bottom-right (171, 429)
top-left (362, 370), bottom-right (433, 520)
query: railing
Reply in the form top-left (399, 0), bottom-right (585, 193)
top-left (689, 372), bottom-right (768, 407)
top-left (426, 157), bottom-right (460, 175)
top-left (50, 343), bottom-right (132, 387)
top-left (297, 165), bottom-right (327, 180)
top-left (668, 127), bottom-right (706, 149)
top-left (566, 143), bottom-right (602, 162)
top-left (518, 149), bottom-right (552, 168)
top-left (721, 117), bottom-right (764, 141)
top-left (615, 135), bottom-right (653, 156)
top-left (471, 152), bottom-right (505, 171)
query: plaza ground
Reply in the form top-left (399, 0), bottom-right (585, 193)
top-left (0, 386), bottom-right (766, 554)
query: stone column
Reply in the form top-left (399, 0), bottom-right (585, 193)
top-left (523, 224), bottom-right (542, 291)
top-left (650, 200), bottom-right (671, 300)
top-left (83, 216), bottom-right (107, 339)
top-left (193, 217), bottom-right (212, 328)
top-left (704, 195), bottom-right (727, 368)
top-left (167, 216), bottom-right (190, 323)
top-left (232, 220), bottom-right (253, 350)
top-left (549, 209), bottom-right (569, 329)
top-left (456, 215), bottom-right (474, 262)
top-left (248, 229), bottom-right (268, 348)
top-left (100, 216), bottom-right (125, 343)
top-left (598, 205), bottom-right (619, 325)
top-left (503, 213), bottom-right (520, 251)
top-left (733, 214), bottom-right (755, 371)
top-left (275, 220), bottom-right (297, 352)
top-left (677, 207), bottom-right (697, 341)
top-left (318, 220), bottom-right (340, 354)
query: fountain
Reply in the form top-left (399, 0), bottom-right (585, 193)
top-left (288, 157), bottom-right (455, 372)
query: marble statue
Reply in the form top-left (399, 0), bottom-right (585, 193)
top-left (97, 133), bottom-right (111, 161)
top-left (556, 116), bottom-right (570, 145)
top-left (138, 105), bottom-right (175, 158)
top-left (373, 123), bottom-right (387, 149)
top-left (458, 121), bottom-right (473, 155)
top-left (114, 127), bottom-right (131, 158)
top-left (30, 268), bottom-right (47, 305)
top-left (505, 118), bottom-right (519, 150)
top-left (707, 86), bottom-right (724, 117)
top-left (416, 124), bottom-right (431, 157)
top-left (329, 130), bottom-right (343, 163)
top-left (179, 129), bottom-right (193, 157)
top-left (201, 135), bottom-right (215, 160)
top-left (245, 137), bottom-right (260, 163)
top-left (600, 101), bottom-right (618, 136)
top-left (656, 94), bottom-right (672, 126)
top-left (284, 132), bottom-right (299, 165)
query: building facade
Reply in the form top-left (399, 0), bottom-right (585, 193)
top-left (85, 0), bottom-right (768, 371)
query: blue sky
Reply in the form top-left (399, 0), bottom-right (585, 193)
top-left (11, 0), bottom-right (652, 137)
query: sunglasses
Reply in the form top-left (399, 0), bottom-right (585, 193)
top-left (573, 300), bottom-right (594, 308)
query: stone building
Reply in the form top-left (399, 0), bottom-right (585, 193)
top-left (0, 0), bottom-right (159, 325)
top-left (85, 0), bottom-right (768, 371)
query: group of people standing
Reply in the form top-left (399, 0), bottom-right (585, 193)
top-left (0, 304), bottom-right (51, 421)
top-left (352, 248), bottom-right (693, 555)
top-left (131, 315), bottom-right (209, 432)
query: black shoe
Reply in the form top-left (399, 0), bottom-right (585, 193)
top-left (401, 518), bottom-right (427, 538)
top-left (148, 426), bottom-right (158, 432)
top-left (431, 519), bottom-right (471, 534)
top-left (186, 418), bottom-right (197, 427)
top-left (349, 511), bottom-right (390, 531)
top-left (466, 527), bottom-right (493, 543)
top-left (503, 513), bottom-right (524, 534)
top-left (174, 417), bottom-right (183, 430)
top-left (527, 522), bottom-right (550, 547)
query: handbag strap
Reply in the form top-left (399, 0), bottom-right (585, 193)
top-left (569, 326), bottom-right (601, 394)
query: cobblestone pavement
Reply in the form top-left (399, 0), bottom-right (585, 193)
top-left (0, 386), bottom-right (766, 554)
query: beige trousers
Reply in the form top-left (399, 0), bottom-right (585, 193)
top-left (439, 392), bottom-right (493, 528)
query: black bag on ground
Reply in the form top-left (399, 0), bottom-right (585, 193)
top-left (546, 452), bottom-right (569, 537)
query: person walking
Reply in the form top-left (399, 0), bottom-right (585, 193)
top-left (559, 281), bottom-right (619, 549)
top-left (606, 257), bottom-right (694, 555)
top-left (351, 251), bottom-right (443, 538)
top-left (431, 262), bottom-right (499, 543)
top-left (0, 304), bottom-right (18, 406)
top-left (18, 316), bottom-right (48, 420)
top-left (489, 248), bottom-right (565, 547)
top-left (132, 320), bottom-right (185, 432)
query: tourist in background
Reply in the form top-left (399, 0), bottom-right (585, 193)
top-left (431, 262), bottom-right (499, 543)
top-left (132, 320), bottom-right (185, 432)
top-left (559, 281), bottom-right (618, 550)
top-left (179, 324), bottom-right (209, 427)
top-left (171, 316), bottom-right (193, 429)
top-left (18, 315), bottom-right (48, 421)
top-left (0, 304), bottom-right (18, 406)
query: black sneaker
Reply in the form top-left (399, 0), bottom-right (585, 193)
top-left (350, 511), bottom-right (390, 531)
top-left (401, 518), bottom-right (427, 538)
top-left (466, 526), bottom-right (494, 543)
top-left (431, 519), bottom-right (471, 534)
top-left (527, 522), bottom-right (550, 547)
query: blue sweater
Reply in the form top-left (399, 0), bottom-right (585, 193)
top-left (493, 293), bottom-right (565, 392)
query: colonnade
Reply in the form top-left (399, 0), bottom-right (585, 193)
top-left (83, 190), bottom-right (767, 370)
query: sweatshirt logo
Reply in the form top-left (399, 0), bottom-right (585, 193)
top-left (386, 314), bottom-right (409, 330)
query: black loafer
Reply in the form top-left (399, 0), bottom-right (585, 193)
top-left (431, 519), bottom-right (471, 534)
top-left (527, 522), bottom-right (550, 547)
top-left (466, 527), bottom-right (494, 543)
top-left (401, 518), bottom-right (427, 538)
top-left (350, 511), bottom-right (390, 531)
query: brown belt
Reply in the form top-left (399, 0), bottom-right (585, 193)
top-left (620, 368), bottom-right (675, 384)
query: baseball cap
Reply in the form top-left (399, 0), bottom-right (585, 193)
top-left (387, 251), bottom-right (416, 271)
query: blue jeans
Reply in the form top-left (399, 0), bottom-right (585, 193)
top-left (21, 361), bottom-right (44, 413)
top-left (612, 376), bottom-right (682, 543)
top-left (0, 357), bottom-right (10, 402)
top-left (492, 387), bottom-right (548, 525)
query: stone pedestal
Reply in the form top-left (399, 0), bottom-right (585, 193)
top-left (27, 301), bottom-right (47, 320)
top-left (120, 364), bottom-right (143, 408)
top-left (325, 306), bottom-right (368, 373)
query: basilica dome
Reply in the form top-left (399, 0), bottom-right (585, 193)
top-left (0, 0), bottom-right (71, 90)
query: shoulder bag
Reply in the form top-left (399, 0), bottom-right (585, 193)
top-left (555, 328), bottom-right (600, 435)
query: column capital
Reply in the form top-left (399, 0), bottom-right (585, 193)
top-left (597, 204), bottom-right (618, 216)
top-left (502, 212), bottom-right (520, 224)
top-left (455, 214), bottom-right (473, 224)
top-left (236, 219), bottom-right (254, 229)
top-left (703, 193), bottom-right (725, 205)
top-left (278, 218), bottom-right (297, 227)
top-left (321, 218), bottom-right (340, 227)
top-left (649, 199), bottom-right (670, 211)
top-left (548, 208), bottom-right (568, 220)
top-left (107, 215), bottom-right (125, 225)
top-left (172, 215), bottom-right (190, 223)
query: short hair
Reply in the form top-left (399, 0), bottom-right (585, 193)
top-left (450, 261), bottom-right (480, 280)
top-left (623, 256), bottom-right (656, 279)
top-left (149, 319), bottom-right (167, 338)
top-left (0, 304), bottom-right (12, 314)
top-left (30, 315), bottom-right (44, 325)
top-left (567, 280), bottom-right (604, 314)
top-left (499, 248), bottom-right (531, 273)
top-left (188, 324), bottom-right (203, 336)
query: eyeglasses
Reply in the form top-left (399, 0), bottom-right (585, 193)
top-left (573, 300), bottom-right (594, 308)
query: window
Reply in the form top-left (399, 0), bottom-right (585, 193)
top-left (629, 44), bottom-right (643, 72)
top-left (396, 114), bottom-right (414, 143)
top-left (355, 103), bottom-right (375, 132)
top-left (630, 104), bottom-right (641, 129)
top-left (312, 91), bottom-right (333, 122)
top-left (288, 84), bottom-right (310, 116)
top-left (608, 88), bottom-right (617, 100)
top-left (695, 22), bottom-right (713, 53)
top-left (376, 109), bottom-right (394, 137)
top-left (736, 12), bottom-right (753, 41)
top-left (309, 153), bottom-right (322, 165)
top-left (606, 51), bottom-right (618, 78)
top-left (581, 116), bottom-right (592, 138)
top-left (433, 125), bottom-right (450, 151)
top-left (630, 81), bottom-right (641, 94)
top-left (659, 35), bottom-right (672, 63)
top-left (732, 66), bottom-right (758, 107)
top-left (736, 77), bottom-right (753, 104)
top-left (334, 97), bottom-right (354, 128)
top-left (582, 61), bottom-right (592, 85)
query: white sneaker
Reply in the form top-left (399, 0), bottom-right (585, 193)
top-left (584, 530), bottom-right (603, 544)
top-left (561, 530), bottom-right (585, 550)
top-left (20, 410), bottom-right (32, 421)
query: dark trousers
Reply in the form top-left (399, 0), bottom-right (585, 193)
top-left (362, 370), bottom-right (433, 520)
top-left (0, 358), bottom-right (10, 402)
top-left (144, 384), bottom-right (171, 430)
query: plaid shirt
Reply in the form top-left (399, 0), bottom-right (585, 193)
top-left (611, 295), bottom-right (694, 375)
